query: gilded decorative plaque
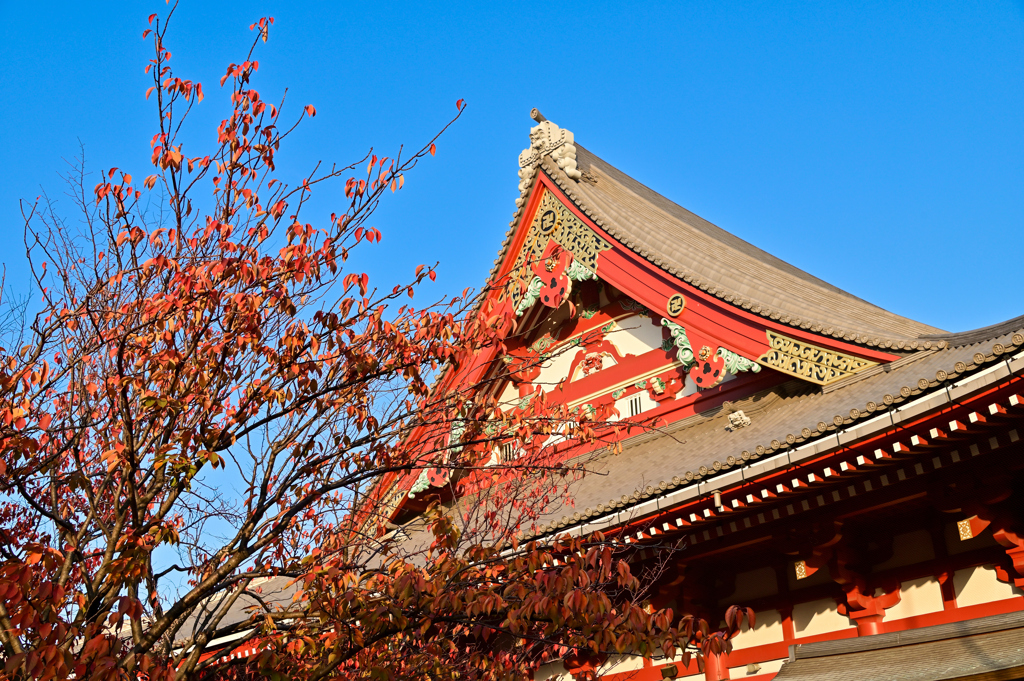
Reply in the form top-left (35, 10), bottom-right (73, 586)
top-left (506, 189), bottom-right (612, 309)
top-left (756, 331), bottom-right (878, 385)
top-left (666, 293), bottom-right (685, 317)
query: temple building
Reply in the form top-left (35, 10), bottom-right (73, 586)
top-left (390, 110), bottom-right (1024, 681)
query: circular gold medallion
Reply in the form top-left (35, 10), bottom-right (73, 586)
top-left (666, 293), bottom-right (685, 317)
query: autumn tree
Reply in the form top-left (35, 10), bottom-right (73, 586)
top-left (0, 6), bottom-right (749, 681)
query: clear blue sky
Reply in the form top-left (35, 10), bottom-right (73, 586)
top-left (2, 1), bottom-right (1022, 333)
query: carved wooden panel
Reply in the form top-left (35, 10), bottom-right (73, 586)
top-left (757, 330), bottom-right (878, 385)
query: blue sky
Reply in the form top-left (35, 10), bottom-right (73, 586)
top-left (1, 1), bottom-right (1022, 332)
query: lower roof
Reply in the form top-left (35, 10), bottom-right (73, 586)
top-left (775, 610), bottom-right (1024, 681)
top-left (529, 324), bottom-right (1024, 537)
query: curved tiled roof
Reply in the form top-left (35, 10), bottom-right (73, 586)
top-left (775, 611), bottom-right (1024, 680)
top-left (567, 146), bottom-right (946, 342)
top-left (492, 123), bottom-right (976, 348)
top-left (528, 326), bottom-right (1024, 538)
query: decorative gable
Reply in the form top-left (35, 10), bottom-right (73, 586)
top-left (397, 113), bottom-right (908, 505)
top-left (494, 164), bottom-right (894, 391)
top-left (506, 188), bottom-right (612, 314)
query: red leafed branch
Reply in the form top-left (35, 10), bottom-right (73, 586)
top-left (0, 6), bottom-right (742, 681)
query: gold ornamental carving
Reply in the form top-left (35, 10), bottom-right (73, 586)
top-left (507, 189), bottom-right (612, 308)
top-left (957, 518), bottom-right (973, 541)
top-left (757, 330), bottom-right (878, 386)
top-left (666, 293), bottom-right (685, 317)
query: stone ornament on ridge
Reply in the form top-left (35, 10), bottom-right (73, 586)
top-left (517, 109), bottom-right (582, 199)
top-left (727, 410), bottom-right (752, 431)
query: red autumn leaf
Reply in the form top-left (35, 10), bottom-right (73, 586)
top-left (456, 98), bottom-right (465, 111)
top-left (429, 143), bottom-right (436, 156)
top-left (305, 104), bottom-right (316, 117)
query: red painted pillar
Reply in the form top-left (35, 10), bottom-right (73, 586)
top-left (704, 652), bottom-right (730, 681)
top-left (938, 571), bottom-right (958, 611)
top-left (780, 605), bottom-right (796, 642)
top-left (849, 611), bottom-right (885, 637)
top-left (841, 583), bottom-right (900, 636)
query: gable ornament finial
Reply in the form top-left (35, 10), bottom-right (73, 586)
top-left (517, 108), bottom-right (582, 202)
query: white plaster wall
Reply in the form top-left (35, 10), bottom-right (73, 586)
top-left (534, 315), bottom-right (660, 391)
top-left (954, 565), bottom-right (1024, 607)
top-left (612, 389), bottom-right (657, 420)
top-left (607, 314), bottom-right (664, 357)
top-left (534, 345), bottom-right (579, 392)
top-left (731, 609), bottom-right (785, 650)
top-left (498, 381), bottom-right (519, 408)
top-left (884, 577), bottom-right (944, 621)
top-left (792, 598), bottom-right (853, 638)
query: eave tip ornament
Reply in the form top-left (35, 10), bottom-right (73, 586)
top-left (517, 108), bottom-right (582, 203)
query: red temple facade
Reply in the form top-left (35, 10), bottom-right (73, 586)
top-left (385, 110), bottom-right (1024, 681)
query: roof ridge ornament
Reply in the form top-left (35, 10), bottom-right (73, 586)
top-left (517, 108), bottom-right (582, 202)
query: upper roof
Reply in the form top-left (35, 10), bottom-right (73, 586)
top-left (497, 112), bottom-right (955, 349)
top-left (568, 144), bottom-right (945, 341)
top-left (393, 113), bottom-right (1024, 546)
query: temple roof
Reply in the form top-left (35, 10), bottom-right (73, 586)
top-left (395, 113), bottom-right (1024, 552)
top-left (499, 113), bottom-right (960, 348)
top-left (568, 145), bottom-right (945, 340)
